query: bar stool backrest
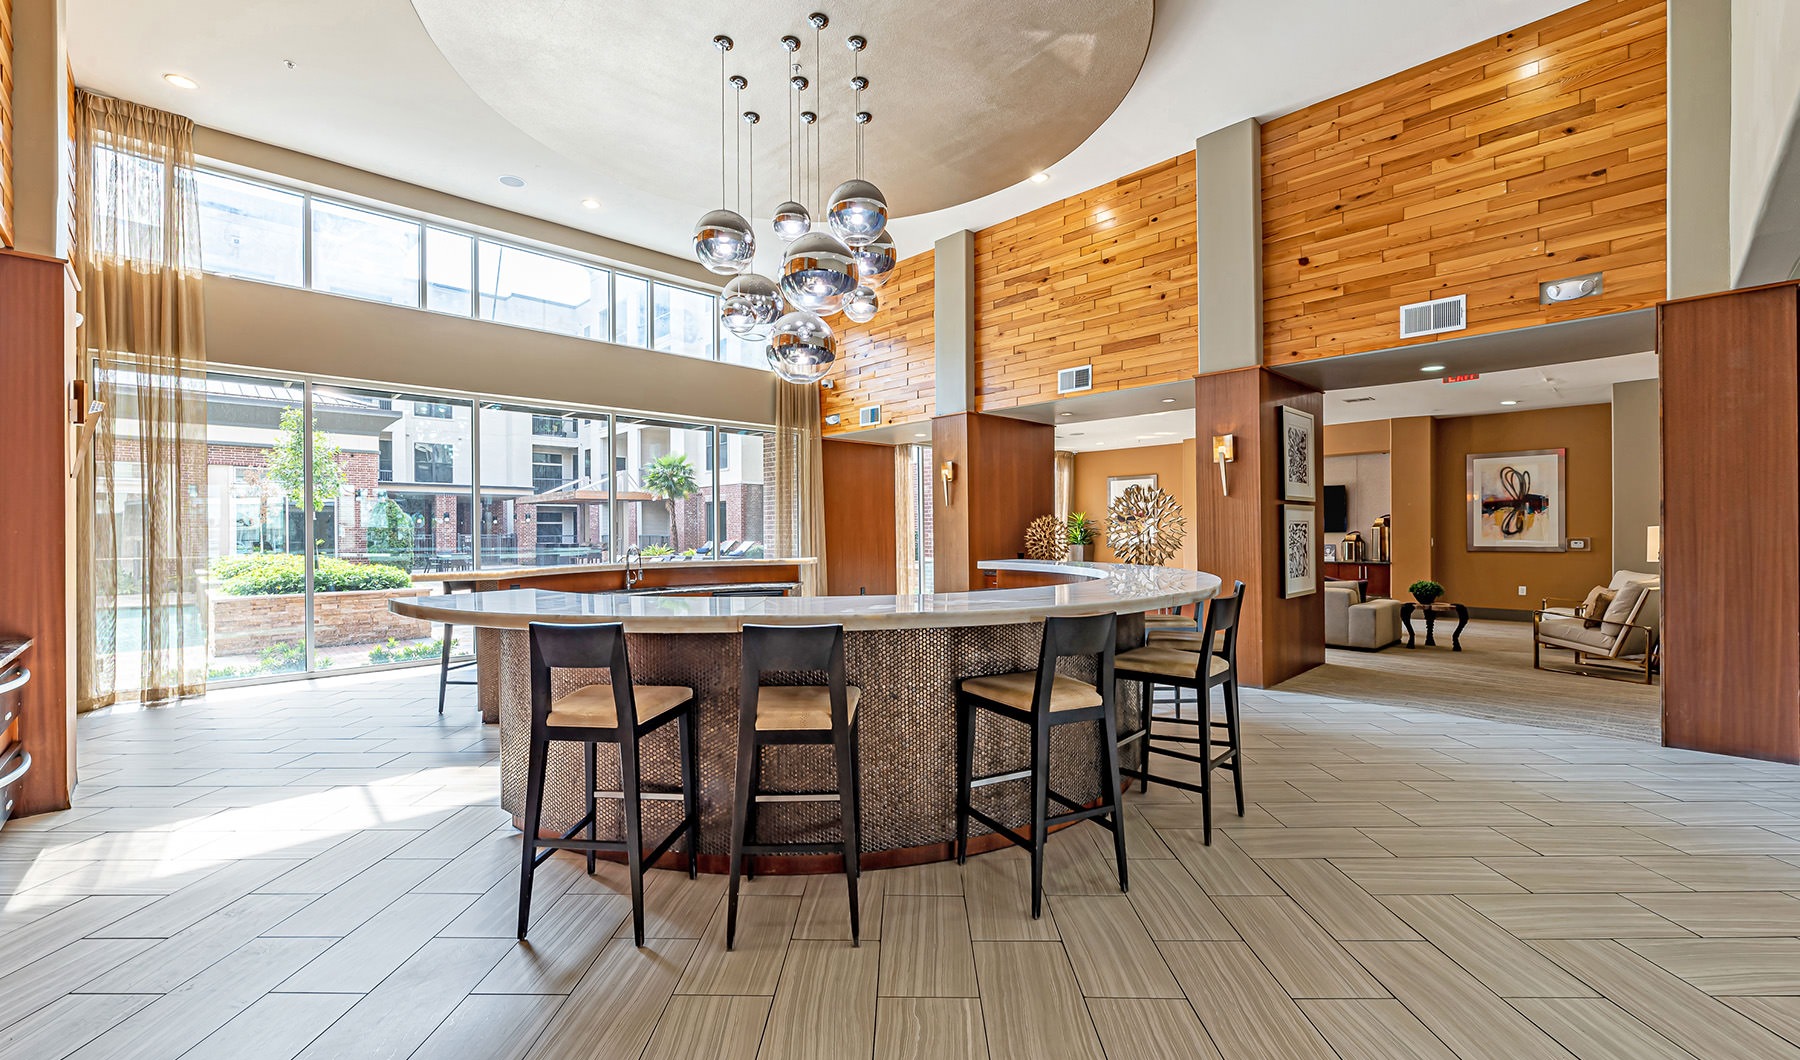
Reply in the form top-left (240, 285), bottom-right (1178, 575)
top-left (740, 624), bottom-right (853, 729)
top-left (527, 621), bottom-right (641, 732)
top-left (1202, 582), bottom-right (1248, 668)
top-left (1034, 612), bottom-right (1119, 711)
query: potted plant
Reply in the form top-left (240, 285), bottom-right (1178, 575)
top-left (1066, 512), bottom-right (1097, 563)
top-left (1408, 579), bottom-right (1445, 605)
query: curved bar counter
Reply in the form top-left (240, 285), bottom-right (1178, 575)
top-left (392, 561), bottom-right (1221, 871)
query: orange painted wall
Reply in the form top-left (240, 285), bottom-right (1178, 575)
top-left (1070, 441), bottom-right (1199, 569)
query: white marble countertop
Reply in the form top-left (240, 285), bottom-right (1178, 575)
top-left (410, 557), bottom-right (817, 584)
top-left (390, 560), bottom-right (1221, 632)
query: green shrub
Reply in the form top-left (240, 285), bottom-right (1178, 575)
top-left (212, 553), bottom-right (411, 596)
top-left (1407, 580), bottom-right (1445, 600)
top-left (641, 544), bottom-right (674, 557)
top-left (208, 640), bottom-right (331, 681)
top-left (368, 637), bottom-right (454, 665)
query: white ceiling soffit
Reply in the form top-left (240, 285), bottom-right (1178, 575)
top-left (67, 0), bottom-right (1578, 263)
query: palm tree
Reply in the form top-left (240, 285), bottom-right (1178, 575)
top-left (641, 453), bottom-right (700, 551)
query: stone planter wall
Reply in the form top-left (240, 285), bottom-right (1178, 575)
top-left (209, 588), bottom-right (433, 656)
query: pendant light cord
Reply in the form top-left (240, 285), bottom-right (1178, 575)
top-left (814, 21), bottom-right (823, 215)
top-left (719, 47), bottom-right (727, 209)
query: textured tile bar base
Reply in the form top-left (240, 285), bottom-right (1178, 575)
top-left (491, 624), bottom-right (1145, 868)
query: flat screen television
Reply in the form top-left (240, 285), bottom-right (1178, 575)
top-left (1323, 485), bottom-right (1349, 533)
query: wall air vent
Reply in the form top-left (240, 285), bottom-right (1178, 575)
top-left (858, 405), bottom-right (882, 427)
top-left (1399, 294), bottom-right (1467, 339)
top-left (1057, 365), bottom-right (1093, 395)
top-left (1341, 396), bottom-right (1378, 403)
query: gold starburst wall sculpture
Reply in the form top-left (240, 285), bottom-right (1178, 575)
top-left (1023, 514), bottom-right (1068, 561)
top-left (1106, 485), bottom-right (1187, 566)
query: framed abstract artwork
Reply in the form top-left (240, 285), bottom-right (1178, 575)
top-left (1107, 474), bottom-right (1157, 507)
top-left (1279, 406), bottom-right (1315, 502)
top-left (1281, 503), bottom-right (1317, 598)
top-left (1467, 448), bottom-right (1567, 552)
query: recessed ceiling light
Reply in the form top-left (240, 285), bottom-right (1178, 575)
top-left (1029, 172), bottom-right (1050, 184)
top-left (1500, 400), bottom-right (1519, 406)
top-left (1420, 364), bottom-right (1446, 373)
top-left (1058, 412), bottom-right (1072, 418)
top-left (580, 197), bottom-right (601, 210)
top-left (1154, 431), bottom-right (1177, 437)
top-left (499, 175), bottom-right (526, 188)
top-left (914, 432), bottom-right (927, 438)
top-left (163, 73), bottom-right (198, 90)
top-left (1161, 398), bottom-right (1177, 404)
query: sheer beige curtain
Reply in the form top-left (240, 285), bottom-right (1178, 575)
top-left (74, 91), bottom-right (210, 710)
top-left (1054, 450), bottom-right (1076, 522)
top-left (774, 381), bottom-right (828, 595)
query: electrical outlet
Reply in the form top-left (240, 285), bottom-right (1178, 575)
top-left (1517, 585), bottom-right (1528, 596)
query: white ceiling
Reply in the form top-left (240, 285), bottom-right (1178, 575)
top-left (1054, 352), bottom-right (1658, 452)
top-left (67, 0), bottom-right (1580, 265)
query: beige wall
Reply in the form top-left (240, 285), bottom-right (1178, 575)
top-left (1431, 405), bottom-right (1615, 611)
top-left (1388, 417), bottom-right (1435, 597)
top-left (1071, 442), bottom-right (1199, 569)
top-left (1612, 378), bottom-right (1662, 574)
top-left (1324, 419), bottom-right (1390, 457)
top-left (205, 276), bottom-right (777, 425)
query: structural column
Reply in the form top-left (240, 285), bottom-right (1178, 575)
top-left (930, 413), bottom-right (1054, 593)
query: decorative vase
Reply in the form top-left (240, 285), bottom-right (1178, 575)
top-left (1413, 591), bottom-right (1440, 605)
top-left (1068, 544), bottom-right (1091, 563)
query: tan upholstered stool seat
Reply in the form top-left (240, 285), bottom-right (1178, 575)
top-left (1116, 646), bottom-right (1229, 680)
top-left (1143, 613), bottom-right (1197, 629)
top-left (754, 685), bottom-right (862, 731)
top-left (960, 671), bottom-right (1103, 713)
top-left (547, 684), bottom-right (693, 728)
top-left (1147, 629), bottom-right (1226, 651)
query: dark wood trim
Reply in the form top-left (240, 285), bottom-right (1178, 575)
top-left (821, 439), bottom-right (899, 595)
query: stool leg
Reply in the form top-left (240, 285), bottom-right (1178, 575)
top-left (726, 728), bottom-right (756, 951)
top-left (744, 747), bottom-right (762, 883)
top-left (1099, 703), bottom-right (1129, 896)
top-left (517, 732), bottom-right (549, 939)
top-left (849, 731), bottom-right (864, 879)
top-left (619, 735), bottom-right (646, 947)
top-left (955, 696), bottom-right (975, 865)
top-left (834, 728), bottom-right (862, 946)
top-left (584, 741), bottom-right (598, 875)
top-left (1199, 685), bottom-right (1214, 846)
top-left (679, 712), bottom-right (699, 880)
top-left (438, 624), bottom-right (454, 715)
top-left (1029, 717), bottom-right (1050, 920)
top-left (1225, 676), bottom-right (1245, 817)
top-left (1139, 681), bottom-right (1154, 792)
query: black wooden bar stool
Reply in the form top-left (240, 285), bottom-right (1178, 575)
top-left (955, 612), bottom-right (1126, 920)
top-left (437, 578), bottom-right (479, 715)
top-left (1115, 581), bottom-right (1245, 845)
top-left (518, 621), bottom-right (700, 945)
top-left (728, 624), bottom-right (863, 949)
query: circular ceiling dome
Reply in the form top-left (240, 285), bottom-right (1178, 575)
top-left (408, 1), bottom-right (1153, 219)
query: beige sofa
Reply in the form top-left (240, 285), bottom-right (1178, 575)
top-left (1325, 581), bottom-right (1402, 650)
top-left (1533, 570), bottom-right (1660, 683)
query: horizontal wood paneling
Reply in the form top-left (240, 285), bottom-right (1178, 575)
top-left (972, 154), bottom-right (1197, 411)
top-left (822, 250), bottom-right (935, 436)
top-left (1261, 0), bottom-right (1667, 366)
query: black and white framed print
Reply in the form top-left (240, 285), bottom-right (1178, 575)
top-left (1279, 406), bottom-right (1316, 503)
top-left (1281, 503), bottom-right (1317, 598)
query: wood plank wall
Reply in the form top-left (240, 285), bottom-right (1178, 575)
top-left (1261, 0), bottom-right (1667, 366)
top-left (1660, 282), bottom-right (1800, 764)
top-left (930, 412), bottom-right (1055, 592)
top-left (822, 250), bottom-right (936, 436)
top-left (820, 439), bottom-right (899, 596)
top-left (0, 0), bottom-right (14, 248)
top-left (971, 153), bottom-right (1197, 410)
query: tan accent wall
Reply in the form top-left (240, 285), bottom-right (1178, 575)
top-left (1070, 441), bottom-right (1199, 569)
top-left (972, 153), bottom-right (1198, 410)
top-left (1430, 404), bottom-right (1615, 610)
top-left (822, 250), bottom-right (936, 436)
top-left (1323, 419), bottom-right (1391, 456)
top-left (1388, 417), bottom-right (1437, 597)
top-left (1262, 0), bottom-right (1668, 366)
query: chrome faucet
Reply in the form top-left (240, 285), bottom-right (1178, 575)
top-left (623, 545), bottom-right (644, 590)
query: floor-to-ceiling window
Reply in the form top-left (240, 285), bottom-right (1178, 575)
top-left (615, 417), bottom-right (717, 555)
top-left (478, 404), bottom-right (612, 568)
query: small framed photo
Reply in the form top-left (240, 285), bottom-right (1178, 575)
top-left (1279, 406), bottom-right (1316, 503)
top-left (1323, 542), bottom-right (1338, 563)
top-left (1107, 474), bottom-right (1157, 507)
top-left (1281, 504), bottom-right (1317, 598)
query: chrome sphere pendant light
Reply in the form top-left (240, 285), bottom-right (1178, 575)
top-left (827, 38), bottom-right (887, 247)
top-left (693, 39), bottom-right (754, 274)
top-left (767, 309), bottom-right (837, 383)
top-left (843, 285), bottom-right (878, 323)
top-left (779, 13), bottom-right (857, 316)
top-left (771, 36), bottom-right (811, 242)
top-left (852, 229), bottom-right (896, 289)
top-left (722, 274), bottom-right (782, 340)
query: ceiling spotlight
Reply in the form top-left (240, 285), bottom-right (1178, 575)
top-left (163, 73), bottom-right (198, 90)
top-left (914, 432), bottom-right (927, 439)
top-left (1058, 412), bottom-right (1073, 418)
top-left (580, 198), bottom-right (601, 210)
top-left (499, 175), bottom-right (526, 188)
top-left (1029, 172), bottom-right (1050, 184)
top-left (1160, 397), bottom-right (1176, 404)
top-left (1500, 400), bottom-right (1519, 406)
top-left (1420, 364), bottom-right (1446, 373)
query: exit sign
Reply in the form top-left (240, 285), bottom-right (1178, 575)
top-left (1442, 373), bottom-right (1480, 384)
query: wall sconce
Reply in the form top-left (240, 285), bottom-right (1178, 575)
top-left (1646, 524), bottom-right (1661, 563)
top-left (1211, 434), bottom-right (1236, 495)
top-left (939, 460), bottom-right (956, 505)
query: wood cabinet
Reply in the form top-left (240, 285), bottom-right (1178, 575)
top-left (1322, 561), bottom-right (1391, 598)
top-left (0, 250), bottom-right (78, 816)
top-left (1660, 281), bottom-right (1800, 763)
